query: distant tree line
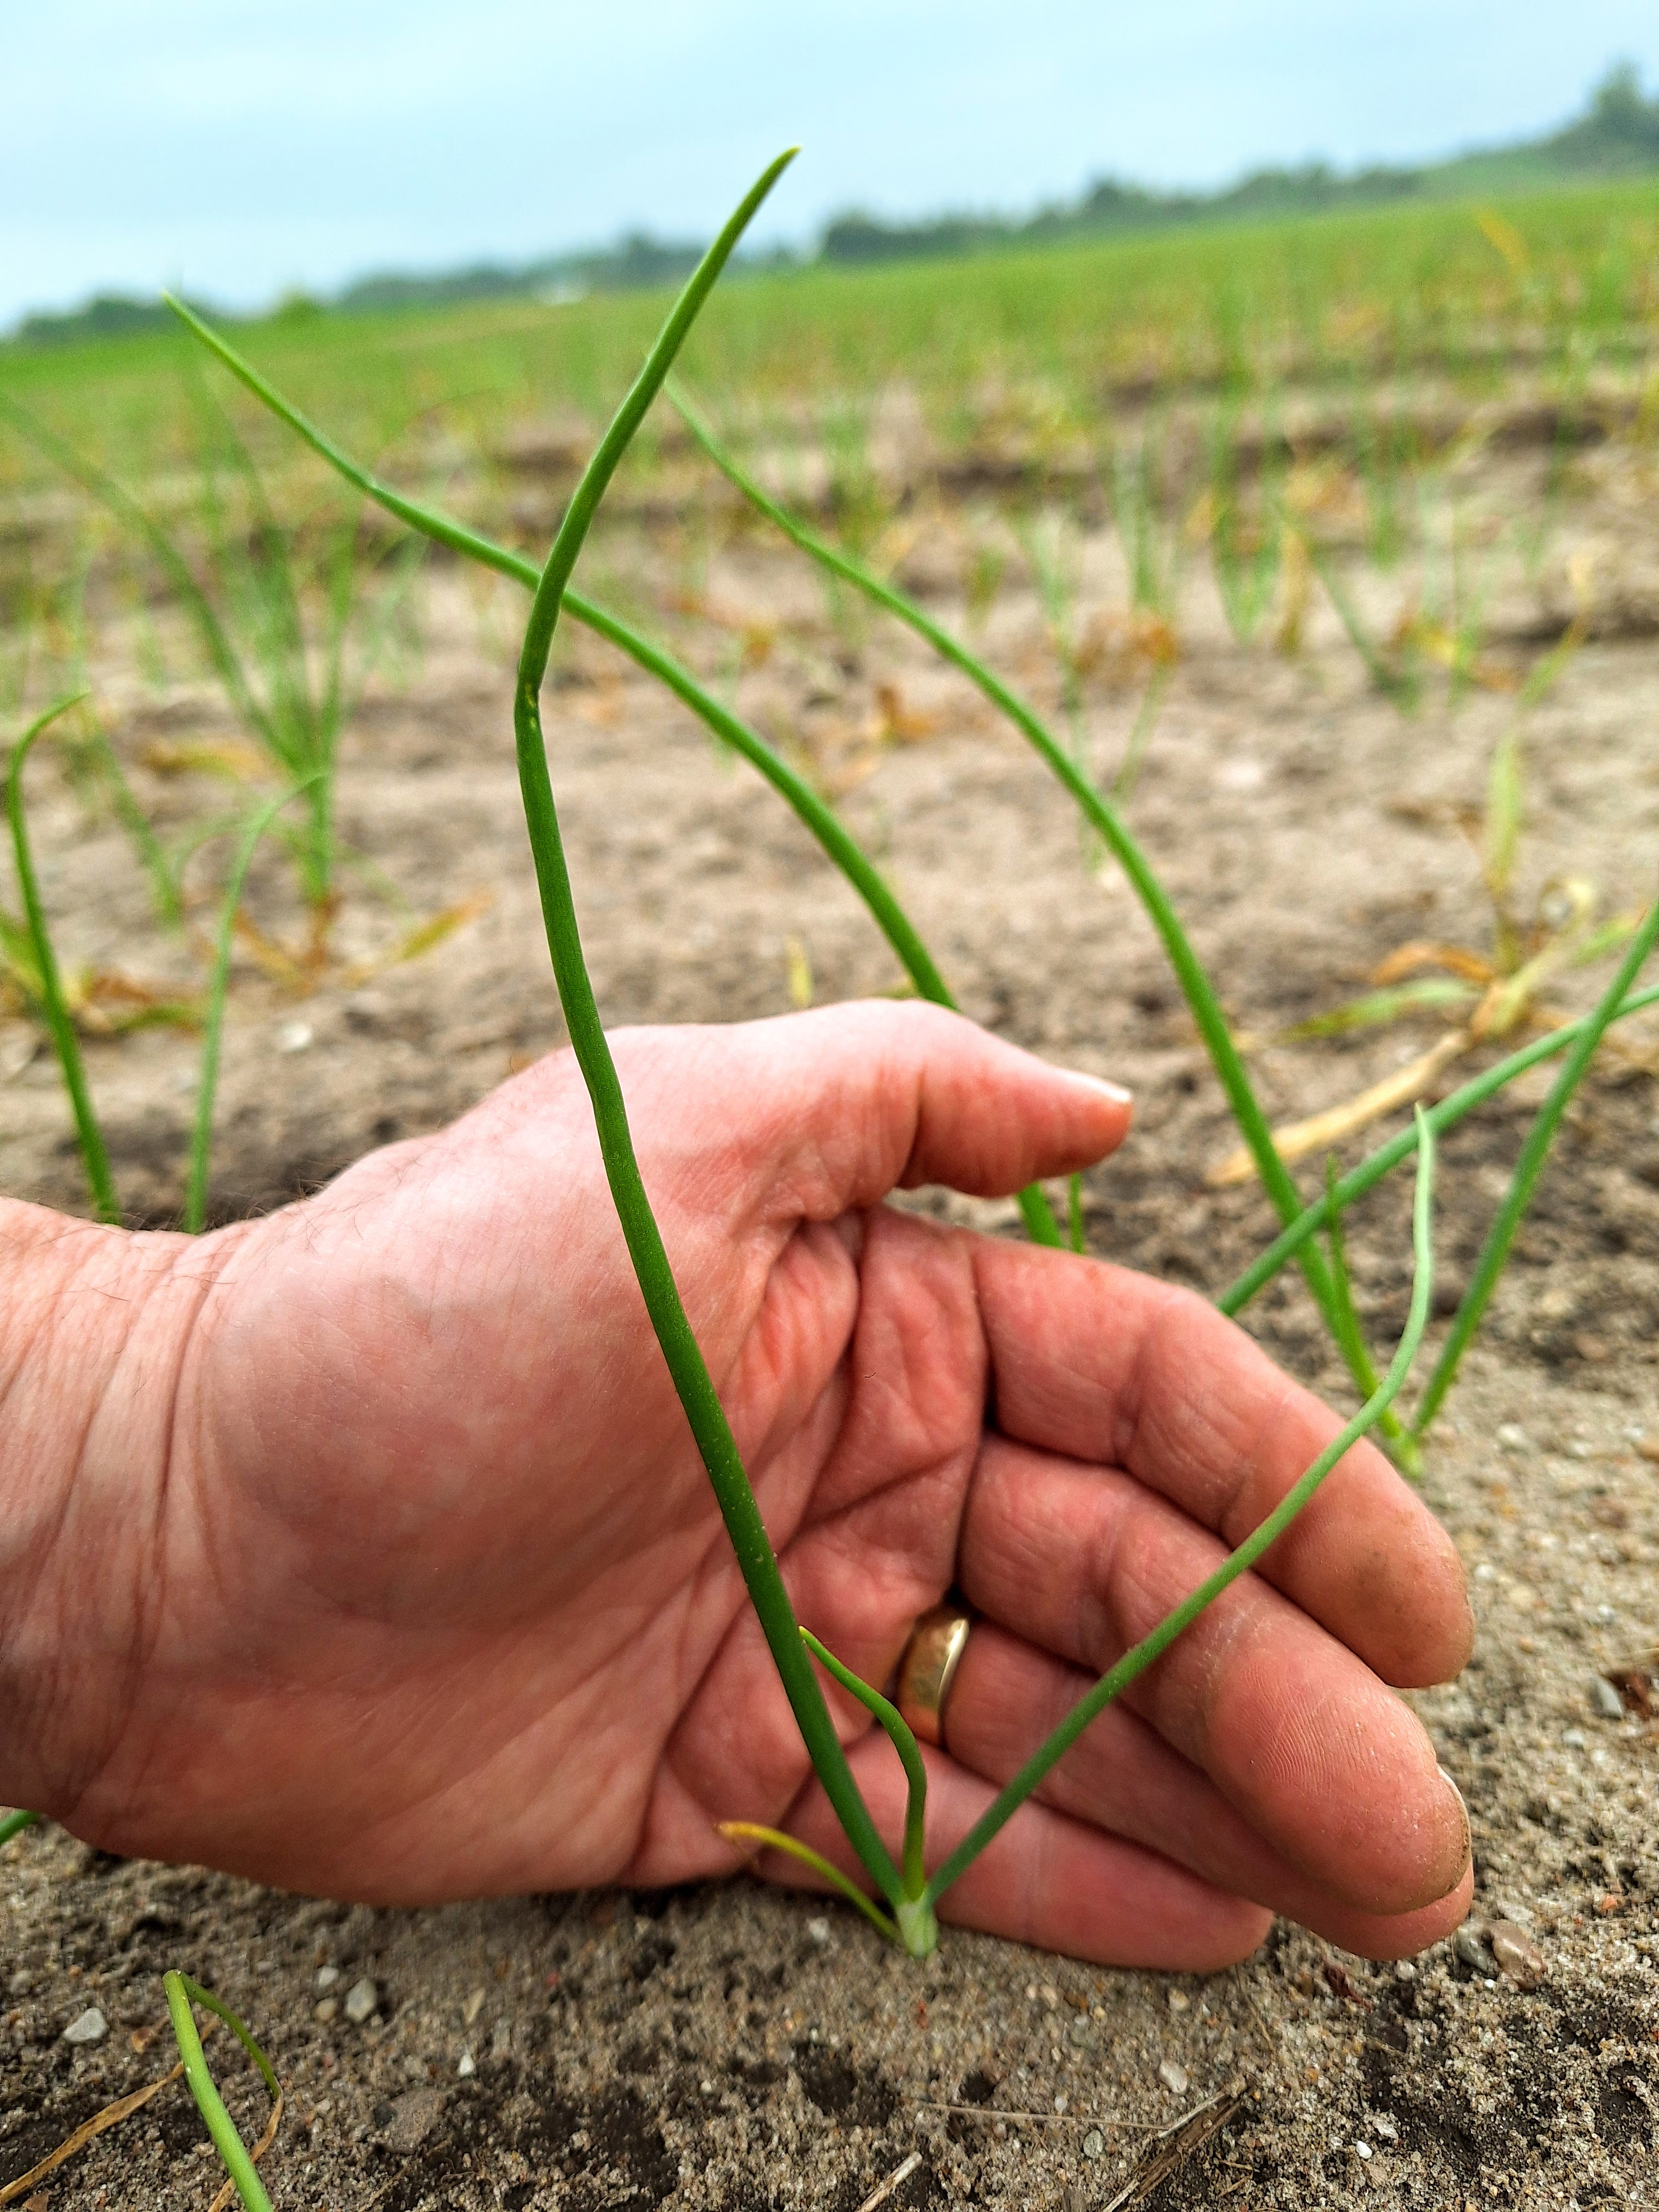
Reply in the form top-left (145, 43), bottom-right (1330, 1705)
top-left (819, 61), bottom-right (1659, 265)
top-left (10, 62), bottom-right (1657, 346)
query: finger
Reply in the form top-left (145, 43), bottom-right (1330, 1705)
top-left (948, 1620), bottom-right (1471, 1958)
top-left (959, 1435), bottom-right (1471, 1915)
top-left (972, 1239), bottom-right (1472, 1689)
top-left (769, 1733), bottom-right (1274, 1971)
top-left (616, 1000), bottom-right (1131, 1222)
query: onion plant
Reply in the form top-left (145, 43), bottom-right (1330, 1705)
top-left (155, 152), bottom-right (1659, 1947)
top-left (452, 155), bottom-right (1448, 1950)
top-left (163, 1974), bottom-right (282, 2212)
top-left (6, 700), bottom-right (317, 1233)
top-left (1200, 398), bottom-right (1285, 644)
top-left (7, 694), bottom-right (120, 1224)
top-left (162, 153), bottom-right (1439, 1950)
top-left (0, 1807), bottom-right (41, 1850)
top-left (0, 388), bottom-right (425, 958)
top-left (0, 1815), bottom-right (277, 2208)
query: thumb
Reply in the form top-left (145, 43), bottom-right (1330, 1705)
top-left (697, 1000), bottom-right (1131, 1224)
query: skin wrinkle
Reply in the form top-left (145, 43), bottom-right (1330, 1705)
top-left (29, 1232), bottom-right (230, 1819)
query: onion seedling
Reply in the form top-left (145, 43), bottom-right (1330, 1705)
top-left (1219, 966), bottom-right (1659, 1341)
top-left (368, 157), bottom-right (1445, 1948)
top-left (0, 388), bottom-right (425, 961)
top-left (163, 1973), bottom-right (282, 2212)
top-left (7, 694), bottom-right (119, 1223)
top-left (150, 154), bottom-right (1642, 1947)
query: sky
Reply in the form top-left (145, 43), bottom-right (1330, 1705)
top-left (5, 1), bottom-right (1658, 327)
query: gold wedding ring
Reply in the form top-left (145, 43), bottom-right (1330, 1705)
top-left (896, 1602), bottom-right (973, 1751)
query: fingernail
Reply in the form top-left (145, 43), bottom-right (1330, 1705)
top-left (1062, 1070), bottom-right (1133, 1104)
top-left (1438, 1764), bottom-right (1472, 1869)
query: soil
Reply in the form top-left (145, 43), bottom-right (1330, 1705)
top-left (2, 411), bottom-right (1657, 2208)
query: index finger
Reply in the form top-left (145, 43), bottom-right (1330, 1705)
top-left (971, 1239), bottom-right (1472, 1689)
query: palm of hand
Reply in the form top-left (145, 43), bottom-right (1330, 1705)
top-left (72, 1007), bottom-right (1474, 1967)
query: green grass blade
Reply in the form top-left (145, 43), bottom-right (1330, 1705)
top-left (1220, 979), bottom-right (1659, 1316)
top-left (8, 696), bottom-right (120, 1224)
top-left (670, 387), bottom-right (1368, 1376)
top-left (1323, 1154), bottom-right (1381, 1396)
top-left (924, 1109), bottom-right (1436, 1909)
top-left (184, 779), bottom-right (319, 1232)
top-left (509, 153), bottom-right (903, 1911)
top-left (802, 1629), bottom-right (929, 1899)
top-left (163, 1973), bottom-right (278, 2212)
top-left (1111, 664), bottom-right (1171, 805)
top-left (82, 723), bottom-right (184, 929)
top-left (716, 1822), bottom-right (901, 1944)
top-left (162, 297), bottom-right (1066, 1251)
top-left (163, 1979), bottom-right (276, 2207)
top-left (1278, 976), bottom-right (1476, 1038)
top-left (1411, 896), bottom-right (1659, 1437)
top-left (528, 148), bottom-right (797, 647)
top-left (0, 397), bottom-right (273, 754)
top-left (0, 1808), bottom-right (42, 1848)
top-left (1304, 537), bottom-right (1419, 709)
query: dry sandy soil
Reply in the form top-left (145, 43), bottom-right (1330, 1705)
top-left (2, 413), bottom-right (1657, 2208)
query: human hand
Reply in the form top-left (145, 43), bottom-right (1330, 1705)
top-left (8, 1002), bottom-right (1472, 1966)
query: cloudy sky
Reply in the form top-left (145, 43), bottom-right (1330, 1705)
top-left (5, 1), bottom-right (1657, 326)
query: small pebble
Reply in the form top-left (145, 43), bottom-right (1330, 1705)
top-left (8, 1971), bottom-right (31, 1996)
top-left (1591, 1676), bottom-right (1625, 1721)
top-left (457, 2051), bottom-right (475, 2078)
top-left (63, 2006), bottom-right (107, 2044)
top-left (275, 1019), bottom-right (315, 1054)
top-left (1454, 1926), bottom-right (1493, 1972)
top-left (1355, 2140), bottom-right (1373, 2159)
top-left (1562, 1728), bottom-right (1587, 1750)
top-left (462, 1987), bottom-right (486, 2027)
top-left (1497, 1423), bottom-right (1529, 1451)
top-left (315, 1965), bottom-right (340, 1992)
top-left (1082, 2128), bottom-right (1105, 2161)
top-left (344, 1976), bottom-right (378, 2024)
top-left (1489, 1921), bottom-right (1548, 1991)
top-left (805, 1918), bottom-right (831, 1948)
top-left (1158, 2058), bottom-right (1189, 2096)
top-left (1167, 1989), bottom-right (1190, 2013)
top-left (313, 1998), bottom-right (339, 2023)
top-left (1040, 1983), bottom-right (1059, 2009)
top-left (1373, 2115), bottom-right (1398, 2142)
top-left (1393, 1962), bottom-right (1416, 1982)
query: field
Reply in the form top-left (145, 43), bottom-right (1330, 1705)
top-left (2, 179), bottom-right (1658, 2208)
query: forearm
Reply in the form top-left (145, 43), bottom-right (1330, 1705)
top-left (0, 1200), bottom-right (205, 1816)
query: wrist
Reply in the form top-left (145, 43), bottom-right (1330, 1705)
top-left (0, 1201), bottom-right (221, 1819)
